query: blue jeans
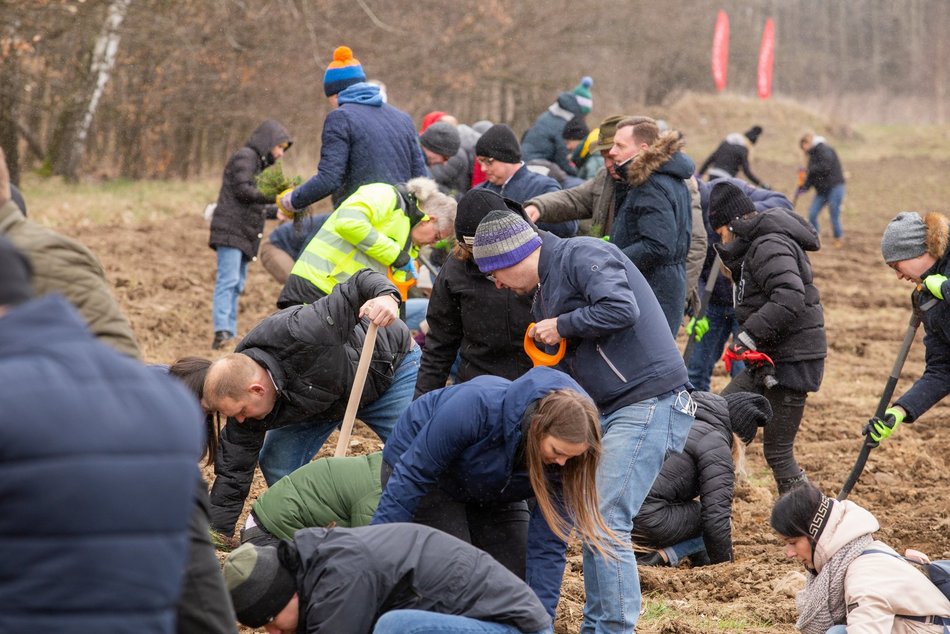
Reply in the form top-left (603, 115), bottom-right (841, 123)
top-left (581, 390), bottom-right (695, 634)
top-left (405, 298), bottom-right (429, 331)
top-left (212, 246), bottom-right (247, 335)
top-left (372, 610), bottom-right (553, 634)
top-left (808, 184), bottom-right (845, 239)
top-left (825, 626), bottom-right (847, 634)
top-left (661, 535), bottom-right (707, 567)
top-left (686, 303), bottom-right (744, 391)
top-left (258, 345), bottom-right (421, 485)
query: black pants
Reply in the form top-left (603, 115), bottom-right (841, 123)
top-left (720, 367), bottom-right (807, 483)
top-left (380, 461), bottom-right (530, 578)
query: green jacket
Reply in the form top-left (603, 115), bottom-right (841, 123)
top-left (251, 452), bottom-right (383, 540)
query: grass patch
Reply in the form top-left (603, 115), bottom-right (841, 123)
top-left (641, 596), bottom-right (676, 622)
top-left (714, 615), bottom-right (773, 630)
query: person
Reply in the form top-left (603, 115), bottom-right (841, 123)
top-left (414, 189), bottom-right (535, 397)
top-left (867, 211), bottom-right (950, 445)
top-left (276, 46), bottom-right (427, 214)
top-left (709, 181), bottom-right (826, 494)
top-left (687, 177), bottom-right (794, 391)
top-left (472, 210), bottom-right (694, 634)
top-left (420, 121), bottom-right (466, 190)
top-left (222, 523), bottom-right (553, 634)
top-left (697, 125), bottom-right (768, 187)
top-left (0, 147), bottom-right (141, 359)
top-left (799, 132), bottom-right (846, 247)
top-left (258, 213), bottom-right (331, 285)
top-left (0, 236), bottom-right (204, 633)
top-left (771, 483), bottom-right (950, 634)
top-left (571, 123), bottom-right (605, 181)
top-left (187, 269), bottom-right (419, 537)
top-left (609, 116), bottom-right (695, 335)
top-left (277, 177), bottom-right (456, 308)
top-left (373, 366), bottom-right (613, 617)
top-left (209, 119), bottom-right (292, 349)
top-left (634, 391), bottom-right (771, 568)
top-left (521, 76), bottom-right (593, 175)
top-left (474, 123), bottom-right (578, 238)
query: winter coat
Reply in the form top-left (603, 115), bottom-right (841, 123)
top-left (685, 176), bottom-right (708, 312)
top-left (635, 391), bottom-right (737, 564)
top-left (209, 270), bottom-right (412, 533)
top-left (278, 183), bottom-right (416, 306)
top-left (803, 138), bottom-right (845, 196)
top-left (535, 233), bottom-right (689, 414)
top-left (476, 163), bottom-right (579, 238)
top-left (0, 295), bottom-right (202, 633)
top-left (525, 166), bottom-right (616, 237)
top-left (209, 119), bottom-right (291, 260)
top-left (610, 132), bottom-right (696, 332)
top-left (697, 134), bottom-right (763, 186)
top-left (252, 452), bottom-right (383, 540)
top-left (430, 145), bottom-right (476, 198)
top-left (521, 92), bottom-right (584, 176)
top-left (284, 524), bottom-right (552, 633)
top-left (807, 499), bottom-right (950, 633)
top-left (291, 83), bottom-right (427, 209)
top-left (0, 199), bottom-right (141, 359)
top-left (414, 252), bottom-right (534, 397)
top-left (373, 367), bottom-right (590, 615)
top-left (716, 208), bottom-right (827, 393)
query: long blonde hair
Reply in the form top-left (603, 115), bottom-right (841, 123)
top-left (525, 390), bottom-right (619, 559)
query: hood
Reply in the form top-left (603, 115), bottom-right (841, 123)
top-left (697, 177), bottom-right (793, 215)
top-left (627, 130), bottom-right (695, 186)
top-left (690, 391), bottom-right (732, 442)
top-left (812, 499), bottom-right (879, 572)
top-left (247, 119), bottom-right (292, 164)
top-left (731, 207), bottom-right (821, 252)
top-left (724, 132), bottom-right (748, 147)
top-left (337, 82), bottom-right (384, 107)
top-left (549, 92), bottom-right (584, 120)
top-left (457, 123), bottom-right (481, 150)
top-left (499, 367), bottom-right (590, 453)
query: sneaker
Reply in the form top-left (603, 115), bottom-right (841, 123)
top-left (211, 330), bottom-right (234, 350)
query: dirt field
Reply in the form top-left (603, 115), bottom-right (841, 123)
top-left (21, 98), bottom-right (950, 632)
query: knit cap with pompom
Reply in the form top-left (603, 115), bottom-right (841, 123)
top-left (572, 76), bottom-right (594, 114)
top-left (323, 46), bottom-right (366, 97)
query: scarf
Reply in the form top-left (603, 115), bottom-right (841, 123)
top-left (795, 533), bottom-right (873, 634)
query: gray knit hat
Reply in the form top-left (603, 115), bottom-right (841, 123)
top-left (420, 122), bottom-right (461, 159)
top-left (881, 211), bottom-right (928, 263)
top-left (223, 543), bottom-right (296, 628)
top-left (724, 392), bottom-right (772, 445)
top-left (473, 210), bottom-right (542, 274)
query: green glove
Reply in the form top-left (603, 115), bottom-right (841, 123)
top-left (864, 407), bottom-right (905, 443)
top-left (686, 316), bottom-right (710, 342)
top-left (923, 273), bottom-right (947, 300)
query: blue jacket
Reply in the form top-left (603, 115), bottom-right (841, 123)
top-left (535, 233), bottom-right (689, 414)
top-left (291, 83), bottom-right (427, 208)
top-left (477, 164), bottom-right (579, 238)
top-left (373, 366), bottom-right (590, 616)
top-left (521, 92), bottom-right (584, 176)
top-left (0, 295), bottom-right (203, 633)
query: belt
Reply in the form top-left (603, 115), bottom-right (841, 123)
top-left (900, 614), bottom-right (950, 626)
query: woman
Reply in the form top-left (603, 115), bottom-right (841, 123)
top-left (697, 125), bottom-right (767, 187)
top-left (771, 484), bottom-right (950, 633)
top-left (372, 366), bottom-right (613, 618)
top-left (709, 181), bottom-right (827, 494)
top-left (634, 391), bottom-right (771, 567)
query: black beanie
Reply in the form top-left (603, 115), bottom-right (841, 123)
top-left (562, 115), bottom-right (590, 141)
top-left (744, 125), bottom-right (763, 144)
top-left (223, 544), bottom-right (297, 628)
top-left (708, 181), bottom-right (756, 230)
top-left (0, 234), bottom-right (32, 307)
top-left (474, 124), bottom-right (521, 163)
top-left (724, 392), bottom-right (771, 444)
top-left (455, 188), bottom-right (527, 245)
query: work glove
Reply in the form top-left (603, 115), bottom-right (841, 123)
top-left (923, 273), bottom-right (948, 300)
top-left (864, 407), bottom-right (905, 444)
top-left (276, 188), bottom-right (300, 217)
top-left (686, 316), bottom-right (709, 342)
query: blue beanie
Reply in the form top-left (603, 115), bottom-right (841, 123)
top-left (324, 46), bottom-right (366, 97)
top-left (472, 210), bottom-right (542, 274)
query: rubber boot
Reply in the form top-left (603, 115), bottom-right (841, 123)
top-left (776, 469), bottom-right (809, 495)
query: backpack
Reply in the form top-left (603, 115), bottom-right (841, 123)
top-left (862, 549), bottom-right (950, 616)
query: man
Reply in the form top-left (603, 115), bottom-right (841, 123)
top-left (0, 236), bottom-right (203, 633)
top-left (799, 132), bottom-right (846, 247)
top-left (474, 123), bottom-right (577, 238)
top-left (199, 269), bottom-right (419, 537)
top-left (472, 210), bottom-right (694, 634)
top-left (222, 524), bottom-right (552, 634)
top-left (276, 46), bottom-right (427, 214)
top-left (419, 121), bottom-right (469, 196)
top-left (610, 117), bottom-right (696, 335)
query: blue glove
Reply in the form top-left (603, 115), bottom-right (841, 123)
top-left (394, 258), bottom-right (418, 280)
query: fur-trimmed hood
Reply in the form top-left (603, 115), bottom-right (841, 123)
top-left (626, 130), bottom-right (695, 187)
top-left (925, 211), bottom-right (949, 259)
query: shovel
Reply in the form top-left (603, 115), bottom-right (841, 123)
top-left (388, 266), bottom-right (417, 321)
top-left (334, 322), bottom-right (378, 458)
top-left (523, 323), bottom-right (566, 367)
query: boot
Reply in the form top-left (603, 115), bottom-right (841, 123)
top-left (211, 330), bottom-right (234, 350)
top-left (635, 550), bottom-right (669, 567)
top-left (776, 469), bottom-right (809, 495)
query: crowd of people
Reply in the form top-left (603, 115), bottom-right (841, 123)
top-left (2, 42), bottom-right (948, 634)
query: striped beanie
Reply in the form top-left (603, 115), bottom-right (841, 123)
top-left (573, 76), bottom-right (593, 114)
top-left (324, 46), bottom-right (366, 97)
top-left (472, 210), bottom-right (542, 274)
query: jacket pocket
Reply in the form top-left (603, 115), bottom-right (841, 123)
top-left (596, 344), bottom-right (628, 383)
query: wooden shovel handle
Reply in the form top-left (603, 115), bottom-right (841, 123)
top-left (334, 322), bottom-right (378, 457)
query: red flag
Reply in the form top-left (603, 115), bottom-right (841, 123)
top-left (711, 10), bottom-right (729, 93)
top-left (758, 18), bottom-right (775, 99)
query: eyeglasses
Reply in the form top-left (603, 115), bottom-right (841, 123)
top-left (476, 157), bottom-right (495, 167)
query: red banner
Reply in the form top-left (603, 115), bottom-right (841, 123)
top-left (757, 18), bottom-right (775, 99)
top-left (711, 10), bottom-right (729, 93)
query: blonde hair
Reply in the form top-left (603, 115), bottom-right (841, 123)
top-left (732, 433), bottom-right (748, 481)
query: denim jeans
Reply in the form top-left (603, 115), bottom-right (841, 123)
top-left (372, 609), bottom-right (553, 634)
top-left (211, 246), bottom-right (247, 335)
top-left (258, 345), bottom-right (421, 485)
top-left (825, 626), bottom-right (847, 634)
top-left (581, 390), bottom-right (695, 634)
top-left (662, 535), bottom-right (707, 567)
top-left (808, 184), bottom-right (845, 239)
top-left (405, 298), bottom-right (429, 332)
top-left (686, 302), bottom-right (744, 391)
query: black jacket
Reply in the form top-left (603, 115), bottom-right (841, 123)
top-left (209, 120), bottom-right (291, 259)
top-left (414, 253), bottom-right (534, 397)
top-left (698, 137), bottom-right (763, 186)
top-left (283, 524), bottom-right (552, 634)
top-left (803, 141), bottom-right (845, 196)
top-left (635, 392), bottom-right (737, 564)
top-left (209, 270), bottom-right (412, 533)
top-left (716, 208), bottom-right (827, 393)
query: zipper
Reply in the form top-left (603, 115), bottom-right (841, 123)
top-left (597, 344), bottom-right (628, 382)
